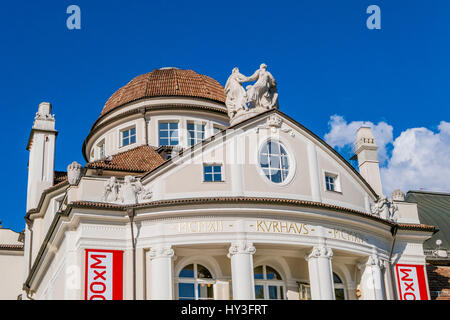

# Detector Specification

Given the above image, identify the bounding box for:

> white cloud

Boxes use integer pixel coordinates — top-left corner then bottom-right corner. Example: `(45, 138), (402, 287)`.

(324, 115), (393, 163)
(324, 116), (450, 195)
(380, 121), (450, 194)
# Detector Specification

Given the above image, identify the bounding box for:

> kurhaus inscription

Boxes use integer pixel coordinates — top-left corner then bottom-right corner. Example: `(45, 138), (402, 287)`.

(255, 220), (311, 235)
(172, 219), (368, 245)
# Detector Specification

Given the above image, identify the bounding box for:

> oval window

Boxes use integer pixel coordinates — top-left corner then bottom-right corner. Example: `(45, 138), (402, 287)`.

(259, 140), (290, 183)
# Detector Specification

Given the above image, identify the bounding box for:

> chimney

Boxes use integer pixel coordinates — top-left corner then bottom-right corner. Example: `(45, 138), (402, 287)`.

(26, 102), (57, 211)
(354, 127), (383, 196)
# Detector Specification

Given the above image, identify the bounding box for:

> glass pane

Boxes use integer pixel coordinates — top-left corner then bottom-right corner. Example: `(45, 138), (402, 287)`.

(255, 285), (264, 299)
(270, 169), (282, 183)
(123, 130), (129, 138)
(178, 283), (195, 300)
(159, 138), (168, 146)
(335, 288), (345, 300)
(204, 166), (212, 173)
(213, 166), (221, 173)
(260, 154), (269, 168)
(130, 135), (136, 144)
(266, 266), (282, 280)
(159, 130), (168, 138)
(198, 283), (214, 299)
(204, 173), (212, 182)
(159, 123), (168, 130)
(169, 122), (178, 129)
(268, 285), (278, 299)
(197, 265), (212, 279)
(130, 128), (136, 135)
(280, 145), (288, 156)
(281, 156), (289, 169)
(333, 273), (342, 283)
(254, 266), (264, 279)
(179, 264), (194, 278)
(213, 174), (222, 181)
(269, 155), (280, 168)
(187, 123), (195, 130)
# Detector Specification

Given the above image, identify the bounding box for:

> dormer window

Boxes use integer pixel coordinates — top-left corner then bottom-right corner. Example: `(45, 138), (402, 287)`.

(121, 127), (136, 147)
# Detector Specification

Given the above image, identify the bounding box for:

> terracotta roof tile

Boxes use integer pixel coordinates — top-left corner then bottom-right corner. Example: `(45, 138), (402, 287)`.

(101, 68), (226, 117)
(85, 145), (165, 173)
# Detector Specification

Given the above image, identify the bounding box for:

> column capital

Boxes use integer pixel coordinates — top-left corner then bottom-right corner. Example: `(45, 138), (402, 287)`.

(227, 241), (256, 258)
(358, 254), (384, 270)
(149, 245), (175, 260)
(305, 245), (333, 261)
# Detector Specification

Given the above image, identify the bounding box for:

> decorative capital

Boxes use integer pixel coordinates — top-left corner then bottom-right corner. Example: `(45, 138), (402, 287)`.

(305, 245), (333, 261)
(227, 241), (256, 258)
(149, 246), (175, 260)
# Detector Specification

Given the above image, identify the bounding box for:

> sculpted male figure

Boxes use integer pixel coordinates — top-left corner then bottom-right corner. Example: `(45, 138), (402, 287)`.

(245, 63), (279, 109)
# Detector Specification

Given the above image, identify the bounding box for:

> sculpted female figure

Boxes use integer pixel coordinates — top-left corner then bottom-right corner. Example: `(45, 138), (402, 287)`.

(224, 67), (248, 118)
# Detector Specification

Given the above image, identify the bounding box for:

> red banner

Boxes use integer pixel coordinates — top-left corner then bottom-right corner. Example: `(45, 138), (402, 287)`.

(395, 264), (429, 300)
(85, 249), (123, 300)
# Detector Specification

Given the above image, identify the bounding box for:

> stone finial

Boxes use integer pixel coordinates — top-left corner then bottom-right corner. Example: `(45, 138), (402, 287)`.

(67, 161), (82, 185)
(391, 189), (405, 201)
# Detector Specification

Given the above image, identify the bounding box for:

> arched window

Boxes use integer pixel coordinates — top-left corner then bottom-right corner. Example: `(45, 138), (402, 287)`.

(177, 263), (214, 300)
(254, 265), (285, 300)
(259, 140), (290, 183)
(333, 272), (346, 300)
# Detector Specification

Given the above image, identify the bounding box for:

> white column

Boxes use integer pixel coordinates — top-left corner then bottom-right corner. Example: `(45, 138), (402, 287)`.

(358, 255), (386, 300)
(149, 245), (175, 300)
(228, 241), (256, 300)
(305, 245), (335, 300)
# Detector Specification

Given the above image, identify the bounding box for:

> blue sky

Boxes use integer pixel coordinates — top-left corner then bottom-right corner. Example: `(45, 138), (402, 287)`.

(1, 0), (449, 231)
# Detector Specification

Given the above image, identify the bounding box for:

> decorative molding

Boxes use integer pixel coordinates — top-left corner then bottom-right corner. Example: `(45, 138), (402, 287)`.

(370, 197), (399, 222)
(255, 115), (295, 137)
(227, 241), (256, 258)
(67, 162), (82, 185)
(102, 176), (152, 204)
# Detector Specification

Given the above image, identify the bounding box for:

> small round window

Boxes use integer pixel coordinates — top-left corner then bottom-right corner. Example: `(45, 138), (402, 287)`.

(259, 140), (290, 183)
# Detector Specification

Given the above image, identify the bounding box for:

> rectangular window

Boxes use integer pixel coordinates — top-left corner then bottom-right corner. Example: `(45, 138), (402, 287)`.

(203, 164), (223, 182)
(213, 126), (222, 135)
(159, 122), (179, 146)
(187, 122), (205, 146)
(325, 173), (341, 192)
(121, 127), (136, 147)
(325, 175), (335, 191)
(98, 141), (105, 159)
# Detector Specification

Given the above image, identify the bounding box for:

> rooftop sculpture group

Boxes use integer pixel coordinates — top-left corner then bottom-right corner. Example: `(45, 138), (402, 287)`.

(225, 64), (279, 123)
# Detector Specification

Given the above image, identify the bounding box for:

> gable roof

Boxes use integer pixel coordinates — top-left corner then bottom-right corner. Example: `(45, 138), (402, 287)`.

(140, 109), (379, 199)
(406, 190), (450, 250)
(85, 145), (166, 173)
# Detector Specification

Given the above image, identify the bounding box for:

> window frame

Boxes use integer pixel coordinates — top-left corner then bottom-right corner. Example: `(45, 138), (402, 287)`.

(187, 121), (206, 146)
(176, 263), (215, 300)
(333, 272), (347, 300)
(158, 121), (180, 146)
(97, 139), (106, 159)
(254, 265), (286, 300)
(323, 171), (342, 193)
(120, 126), (137, 148)
(258, 139), (294, 186)
(203, 163), (224, 182)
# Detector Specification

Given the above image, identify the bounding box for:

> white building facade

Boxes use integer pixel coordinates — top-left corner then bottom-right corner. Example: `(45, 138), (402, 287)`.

(17, 67), (435, 300)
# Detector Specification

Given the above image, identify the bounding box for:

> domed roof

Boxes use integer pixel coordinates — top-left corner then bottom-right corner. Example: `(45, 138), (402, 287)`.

(100, 68), (226, 116)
